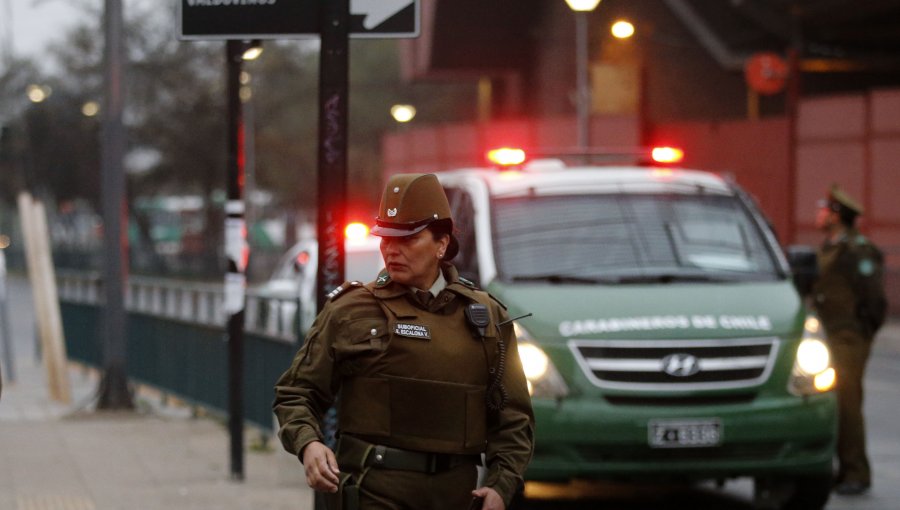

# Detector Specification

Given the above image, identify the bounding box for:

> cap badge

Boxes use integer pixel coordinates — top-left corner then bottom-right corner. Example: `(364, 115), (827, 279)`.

(393, 186), (400, 193)
(387, 208), (397, 217)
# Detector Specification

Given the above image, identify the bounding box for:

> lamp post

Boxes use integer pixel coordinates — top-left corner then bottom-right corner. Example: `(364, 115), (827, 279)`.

(565, 0), (601, 152)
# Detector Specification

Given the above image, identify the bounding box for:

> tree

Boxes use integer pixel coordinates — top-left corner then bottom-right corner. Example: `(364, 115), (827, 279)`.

(2, 4), (479, 277)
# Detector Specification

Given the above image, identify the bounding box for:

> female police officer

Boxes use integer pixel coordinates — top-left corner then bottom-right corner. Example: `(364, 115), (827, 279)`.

(274, 173), (534, 510)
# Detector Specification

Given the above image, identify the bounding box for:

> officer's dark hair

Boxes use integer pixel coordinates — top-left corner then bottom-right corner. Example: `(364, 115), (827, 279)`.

(427, 218), (452, 236)
(426, 219), (458, 260)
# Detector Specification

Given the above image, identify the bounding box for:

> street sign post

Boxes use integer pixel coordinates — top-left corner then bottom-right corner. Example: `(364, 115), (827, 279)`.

(180, 0), (419, 39)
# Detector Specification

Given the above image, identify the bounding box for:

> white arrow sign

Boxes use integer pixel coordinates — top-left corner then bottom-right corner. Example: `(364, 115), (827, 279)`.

(351, 0), (415, 30)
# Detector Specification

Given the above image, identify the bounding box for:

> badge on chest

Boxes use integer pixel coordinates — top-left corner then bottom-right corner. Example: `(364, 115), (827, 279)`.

(394, 323), (432, 340)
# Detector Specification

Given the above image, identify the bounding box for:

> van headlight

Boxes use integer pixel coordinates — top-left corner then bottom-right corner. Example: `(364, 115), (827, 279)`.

(514, 323), (569, 399)
(788, 315), (836, 395)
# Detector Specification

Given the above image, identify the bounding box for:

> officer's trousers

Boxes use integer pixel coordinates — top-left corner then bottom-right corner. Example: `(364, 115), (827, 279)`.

(356, 462), (479, 510)
(828, 329), (873, 485)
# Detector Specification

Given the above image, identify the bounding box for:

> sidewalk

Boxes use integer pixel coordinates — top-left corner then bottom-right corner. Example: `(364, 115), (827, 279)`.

(0, 278), (314, 510)
(0, 361), (314, 510)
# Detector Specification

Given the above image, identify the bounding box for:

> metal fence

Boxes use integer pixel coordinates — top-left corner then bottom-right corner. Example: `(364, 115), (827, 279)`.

(57, 271), (302, 431)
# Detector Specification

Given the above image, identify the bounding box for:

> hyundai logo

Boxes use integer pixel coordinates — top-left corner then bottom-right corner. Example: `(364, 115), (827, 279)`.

(661, 353), (701, 377)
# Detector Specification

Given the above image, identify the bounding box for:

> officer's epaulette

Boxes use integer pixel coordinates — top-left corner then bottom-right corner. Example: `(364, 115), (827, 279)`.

(326, 281), (364, 301)
(487, 291), (507, 310)
(458, 276), (477, 289)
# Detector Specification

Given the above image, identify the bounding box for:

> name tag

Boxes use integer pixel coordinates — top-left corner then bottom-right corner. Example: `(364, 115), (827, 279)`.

(394, 323), (431, 340)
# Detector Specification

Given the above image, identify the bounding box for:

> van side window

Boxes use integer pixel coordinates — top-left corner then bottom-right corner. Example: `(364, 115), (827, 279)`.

(445, 187), (480, 284)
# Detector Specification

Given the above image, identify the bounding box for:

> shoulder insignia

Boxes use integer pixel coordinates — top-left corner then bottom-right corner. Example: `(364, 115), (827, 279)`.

(327, 281), (364, 301)
(375, 270), (391, 288)
(458, 276), (477, 289)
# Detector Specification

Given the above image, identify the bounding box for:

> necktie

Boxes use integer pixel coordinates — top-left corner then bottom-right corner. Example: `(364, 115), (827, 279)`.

(415, 290), (433, 308)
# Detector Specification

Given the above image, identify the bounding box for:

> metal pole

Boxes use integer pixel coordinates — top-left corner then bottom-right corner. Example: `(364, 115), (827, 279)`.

(315, 0), (348, 315)
(0, 249), (15, 383)
(97, 0), (133, 409)
(315, 1), (349, 508)
(224, 39), (247, 481)
(575, 11), (591, 151)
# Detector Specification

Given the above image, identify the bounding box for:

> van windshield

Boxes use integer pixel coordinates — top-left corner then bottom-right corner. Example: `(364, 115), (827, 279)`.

(492, 193), (780, 283)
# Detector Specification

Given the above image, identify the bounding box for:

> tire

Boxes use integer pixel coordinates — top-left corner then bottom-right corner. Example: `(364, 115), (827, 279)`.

(754, 474), (831, 510)
(781, 474), (832, 510)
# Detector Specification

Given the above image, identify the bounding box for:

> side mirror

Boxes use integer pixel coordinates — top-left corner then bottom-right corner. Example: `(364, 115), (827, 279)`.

(786, 245), (817, 297)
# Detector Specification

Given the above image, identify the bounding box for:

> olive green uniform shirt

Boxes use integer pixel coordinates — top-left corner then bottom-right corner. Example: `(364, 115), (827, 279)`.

(812, 227), (886, 337)
(274, 264), (535, 506)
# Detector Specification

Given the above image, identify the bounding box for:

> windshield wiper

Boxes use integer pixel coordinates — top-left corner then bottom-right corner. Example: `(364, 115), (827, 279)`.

(512, 272), (755, 285)
(511, 274), (616, 285)
(615, 273), (734, 284)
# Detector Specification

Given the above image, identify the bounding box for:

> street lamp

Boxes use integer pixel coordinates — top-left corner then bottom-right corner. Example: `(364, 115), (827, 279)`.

(26, 84), (51, 103)
(390, 104), (416, 123)
(565, 0), (601, 151)
(241, 40), (263, 61)
(611, 20), (635, 39)
(82, 101), (100, 117)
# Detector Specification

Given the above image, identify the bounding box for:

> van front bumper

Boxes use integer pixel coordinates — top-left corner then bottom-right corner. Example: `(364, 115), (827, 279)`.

(525, 392), (836, 482)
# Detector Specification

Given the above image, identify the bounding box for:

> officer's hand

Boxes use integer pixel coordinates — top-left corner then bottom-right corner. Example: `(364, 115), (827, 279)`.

(301, 441), (341, 493)
(471, 487), (505, 510)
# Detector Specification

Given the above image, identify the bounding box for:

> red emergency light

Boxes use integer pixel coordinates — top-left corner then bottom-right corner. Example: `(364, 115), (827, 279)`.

(650, 146), (684, 164)
(487, 147), (527, 167)
(344, 222), (370, 242)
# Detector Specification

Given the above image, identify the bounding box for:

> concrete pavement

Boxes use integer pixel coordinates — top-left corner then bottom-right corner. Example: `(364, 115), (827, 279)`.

(1, 365), (317, 510)
(0, 275), (314, 510)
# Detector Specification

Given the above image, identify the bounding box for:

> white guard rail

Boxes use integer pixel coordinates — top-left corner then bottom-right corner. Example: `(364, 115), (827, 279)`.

(56, 271), (301, 342)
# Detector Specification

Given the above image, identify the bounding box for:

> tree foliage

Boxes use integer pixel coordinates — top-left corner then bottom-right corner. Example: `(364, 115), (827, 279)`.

(0, 3), (478, 277)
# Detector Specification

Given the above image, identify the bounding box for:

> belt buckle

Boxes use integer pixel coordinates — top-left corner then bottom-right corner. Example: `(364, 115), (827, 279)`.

(427, 453), (453, 473)
(426, 453), (439, 473)
(372, 445), (387, 467)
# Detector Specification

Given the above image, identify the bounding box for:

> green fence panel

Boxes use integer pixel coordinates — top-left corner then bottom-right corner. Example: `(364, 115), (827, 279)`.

(61, 303), (102, 364)
(60, 302), (299, 431)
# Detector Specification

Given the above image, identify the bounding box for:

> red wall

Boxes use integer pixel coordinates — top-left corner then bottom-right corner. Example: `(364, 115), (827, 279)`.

(650, 118), (792, 243)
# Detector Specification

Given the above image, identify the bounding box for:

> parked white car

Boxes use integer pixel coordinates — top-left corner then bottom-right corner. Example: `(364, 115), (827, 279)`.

(253, 230), (383, 336)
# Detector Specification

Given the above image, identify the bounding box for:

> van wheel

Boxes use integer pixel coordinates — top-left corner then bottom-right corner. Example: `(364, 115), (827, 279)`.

(753, 475), (831, 510)
(780, 475), (831, 510)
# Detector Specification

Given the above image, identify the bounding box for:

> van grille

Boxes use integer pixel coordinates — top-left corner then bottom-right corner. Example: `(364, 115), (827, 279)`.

(568, 338), (779, 391)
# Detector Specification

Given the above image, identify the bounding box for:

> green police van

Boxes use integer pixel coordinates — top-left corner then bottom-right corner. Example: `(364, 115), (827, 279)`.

(435, 148), (837, 509)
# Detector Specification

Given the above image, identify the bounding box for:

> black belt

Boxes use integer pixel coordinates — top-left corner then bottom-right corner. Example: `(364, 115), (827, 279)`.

(341, 435), (481, 474)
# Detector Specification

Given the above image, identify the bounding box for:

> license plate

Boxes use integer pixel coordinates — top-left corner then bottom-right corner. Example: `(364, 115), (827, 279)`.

(648, 419), (722, 448)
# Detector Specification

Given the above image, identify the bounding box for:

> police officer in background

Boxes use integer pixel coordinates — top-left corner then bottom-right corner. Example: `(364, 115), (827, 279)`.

(274, 173), (535, 510)
(812, 184), (887, 496)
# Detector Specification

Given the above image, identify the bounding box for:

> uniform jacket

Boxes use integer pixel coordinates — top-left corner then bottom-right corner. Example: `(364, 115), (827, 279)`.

(274, 263), (535, 506)
(813, 227), (887, 338)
